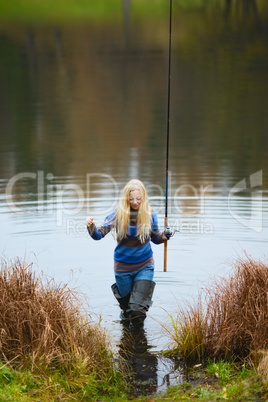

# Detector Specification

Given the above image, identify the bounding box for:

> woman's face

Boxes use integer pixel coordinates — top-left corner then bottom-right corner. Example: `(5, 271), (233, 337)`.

(129, 189), (142, 210)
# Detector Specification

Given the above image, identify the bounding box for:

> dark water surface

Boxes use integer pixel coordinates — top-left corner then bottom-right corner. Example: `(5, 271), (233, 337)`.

(0, 0), (268, 389)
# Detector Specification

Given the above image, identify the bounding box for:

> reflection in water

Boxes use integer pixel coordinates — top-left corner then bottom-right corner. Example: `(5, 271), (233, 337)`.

(1, 1), (268, 181)
(118, 325), (184, 395)
(224, 0), (259, 21)
(118, 326), (158, 396)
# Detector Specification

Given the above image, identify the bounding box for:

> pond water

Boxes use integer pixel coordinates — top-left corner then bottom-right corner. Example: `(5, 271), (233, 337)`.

(0, 0), (268, 392)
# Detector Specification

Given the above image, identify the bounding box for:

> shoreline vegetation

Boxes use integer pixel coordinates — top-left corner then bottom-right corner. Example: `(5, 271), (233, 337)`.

(1, 0), (167, 25)
(0, 0), (267, 25)
(0, 258), (128, 400)
(155, 255), (268, 400)
(0, 256), (267, 400)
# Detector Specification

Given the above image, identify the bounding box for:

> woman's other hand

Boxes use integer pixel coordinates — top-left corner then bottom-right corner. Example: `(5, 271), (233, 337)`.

(86, 217), (94, 226)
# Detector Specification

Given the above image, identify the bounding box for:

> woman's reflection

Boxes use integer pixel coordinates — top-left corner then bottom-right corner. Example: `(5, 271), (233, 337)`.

(118, 326), (158, 396)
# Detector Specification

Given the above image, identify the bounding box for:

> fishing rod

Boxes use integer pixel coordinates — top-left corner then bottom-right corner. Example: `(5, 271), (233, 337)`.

(163, 0), (173, 272)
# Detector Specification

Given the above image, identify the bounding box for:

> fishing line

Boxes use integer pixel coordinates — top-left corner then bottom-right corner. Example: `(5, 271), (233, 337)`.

(164, 0), (173, 272)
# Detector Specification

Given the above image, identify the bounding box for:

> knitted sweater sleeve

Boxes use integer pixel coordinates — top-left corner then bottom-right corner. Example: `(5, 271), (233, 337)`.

(150, 210), (165, 244)
(87, 210), (116, 240)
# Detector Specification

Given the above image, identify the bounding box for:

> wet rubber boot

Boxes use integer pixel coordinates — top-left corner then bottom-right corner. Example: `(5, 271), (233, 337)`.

(111, 283), (131, 323)
(128, 280), (156, 329)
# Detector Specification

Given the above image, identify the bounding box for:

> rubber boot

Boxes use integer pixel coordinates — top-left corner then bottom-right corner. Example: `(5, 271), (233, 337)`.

(111, 283), (131, 323)
(128, 280), (156, 329)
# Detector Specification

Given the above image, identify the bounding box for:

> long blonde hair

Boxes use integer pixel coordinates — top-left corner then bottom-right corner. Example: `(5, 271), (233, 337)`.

(113, 179), (152, 243)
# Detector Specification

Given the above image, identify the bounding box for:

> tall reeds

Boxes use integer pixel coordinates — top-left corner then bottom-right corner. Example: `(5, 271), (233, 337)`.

(205, 256), (268, 359)
(0, 258), (112, 376)
(163, 256), (268, 362)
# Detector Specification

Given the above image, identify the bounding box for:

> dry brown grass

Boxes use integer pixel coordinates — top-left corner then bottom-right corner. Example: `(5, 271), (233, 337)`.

(205, 256), (268, 359)
(164, 256), (268, 362)
(0, 258), (112, 373)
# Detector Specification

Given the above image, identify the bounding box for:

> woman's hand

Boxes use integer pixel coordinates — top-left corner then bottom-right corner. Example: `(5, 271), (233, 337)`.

(161, 231), (169, 241)
(85, 217), (94, 226)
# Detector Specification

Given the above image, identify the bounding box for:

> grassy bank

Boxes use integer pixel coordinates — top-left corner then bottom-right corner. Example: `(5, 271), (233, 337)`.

(0, 362), (129, 401)
(152, 255), (268, 400)
(0, 258), (128, 400)
(138, 357), (268, 400)
(1, 352), (267, 401)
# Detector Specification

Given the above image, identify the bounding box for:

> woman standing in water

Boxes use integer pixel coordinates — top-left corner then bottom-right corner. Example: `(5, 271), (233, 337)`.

(86, 179), (170, 328)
